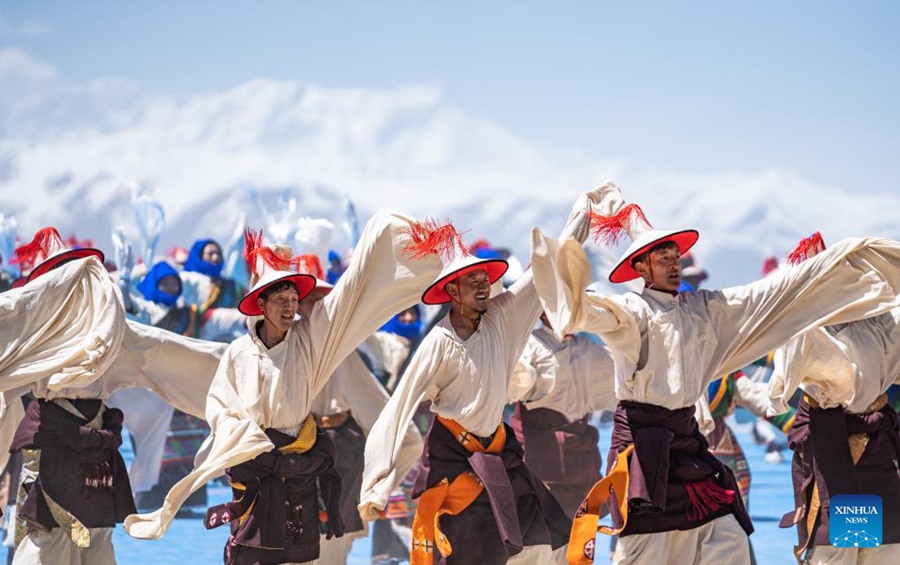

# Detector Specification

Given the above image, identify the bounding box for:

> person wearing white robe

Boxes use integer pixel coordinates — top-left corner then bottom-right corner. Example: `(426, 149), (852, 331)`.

(528, 183), (900, 565)
(508, 316), (616, 520)
(294, 272), (424, 565)
(123, 210), (443, 563)
(768, 237), (900, 565)
(0, 233), (225, 565)
(769, 308), (900, 565)
(360, 187), (605, 565)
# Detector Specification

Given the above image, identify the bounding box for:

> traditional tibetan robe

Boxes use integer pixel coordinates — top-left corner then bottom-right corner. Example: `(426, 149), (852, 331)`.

(312, 351), (423, 565)
(769, 307), (900, 564)
(361, 193), (599, 565)
(123, 211), (442, 563)
(530, 233), (900, 564)
(706, 370), (796, 505)
(0, 257), (226, 564)
(508, 327), (616, 517)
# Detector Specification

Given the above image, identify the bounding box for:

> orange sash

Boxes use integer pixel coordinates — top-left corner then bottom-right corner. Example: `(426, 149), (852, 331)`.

(566, 444), (635, 565)
(409, 417), (505, 565)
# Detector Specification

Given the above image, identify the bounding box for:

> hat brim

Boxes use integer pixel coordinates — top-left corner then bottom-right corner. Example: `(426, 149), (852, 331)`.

(239, 273), (317, 316)
(609, 230), (699, 283)
(28, 249), (105, 282)
(422, 259), (508, 305)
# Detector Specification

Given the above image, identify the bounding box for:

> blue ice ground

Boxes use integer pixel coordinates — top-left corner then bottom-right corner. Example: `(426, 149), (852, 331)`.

(7, 416), (798, 564)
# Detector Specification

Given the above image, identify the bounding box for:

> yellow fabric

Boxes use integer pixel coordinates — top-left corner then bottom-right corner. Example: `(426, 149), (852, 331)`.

(566, 444), (635, 565)
(409, 417), (504, 565)
(276, 414), (317, 454)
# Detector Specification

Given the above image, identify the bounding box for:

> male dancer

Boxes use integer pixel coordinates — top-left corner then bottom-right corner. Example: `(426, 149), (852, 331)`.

(529, 184), (900, 564)
(360, 187), (606, 564)
(768, 233), (900, 565)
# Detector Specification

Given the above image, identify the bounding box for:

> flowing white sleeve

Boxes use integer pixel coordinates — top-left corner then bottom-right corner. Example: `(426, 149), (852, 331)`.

(732, 373), (771, 419)
(124, 345), (273, 540)
(493, 185), (614, 353)
(0, 257), (125, 393)
(341, 352), (424, 489)
(531, 230), (641, 362)
(304, 210), (442, 398)
(101, 321), (227, 419)
(705, 237), (900, 378)
(359, 335), (442, 521)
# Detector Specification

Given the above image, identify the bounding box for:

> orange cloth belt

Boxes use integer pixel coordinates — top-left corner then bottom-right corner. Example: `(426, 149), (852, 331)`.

(409, 417), (505, 565)
(566, 444), (635, 565)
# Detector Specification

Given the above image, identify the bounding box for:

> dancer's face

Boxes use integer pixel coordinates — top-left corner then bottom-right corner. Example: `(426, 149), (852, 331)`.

(446, 269), (491, 315)
(635, 244), (682, 292)
(257, 287), (299, 333)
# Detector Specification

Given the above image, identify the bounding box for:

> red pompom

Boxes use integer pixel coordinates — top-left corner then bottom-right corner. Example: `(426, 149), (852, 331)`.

(786, 232), (826, 265)
(244, 228), (292, 278)
(402, 218), (466, 262)
(588, 203), (652, 247)
(12, 227), (63, 265)
(293, 254), (325, 279)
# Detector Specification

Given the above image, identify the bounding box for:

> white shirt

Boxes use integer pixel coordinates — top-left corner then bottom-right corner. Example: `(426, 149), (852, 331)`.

(310, 351), (423, 491)
(769, 306), (900, 415)
(125, 209), (442, 540)
(530, 233), (900, 411)
(509, 326), (617, 421)
(360, 187), (602, 518)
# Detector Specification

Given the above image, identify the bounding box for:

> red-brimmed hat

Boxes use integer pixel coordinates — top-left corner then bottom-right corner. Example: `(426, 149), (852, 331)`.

(402, 218), (508, 305)
(587, 184), (699, 283)
(14, 227), (105, 283)
(238, 229), (316, 316)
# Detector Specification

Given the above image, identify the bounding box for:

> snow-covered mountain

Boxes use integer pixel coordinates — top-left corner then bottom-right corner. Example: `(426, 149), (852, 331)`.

(1, 47), (897, 288)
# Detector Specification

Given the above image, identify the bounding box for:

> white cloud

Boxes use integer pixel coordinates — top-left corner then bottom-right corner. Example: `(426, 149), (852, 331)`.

(0, 48), (896, 287)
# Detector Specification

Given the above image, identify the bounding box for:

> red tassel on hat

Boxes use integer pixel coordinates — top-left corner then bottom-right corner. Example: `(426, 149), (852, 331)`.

(786, 232), (826, 265)
(12, 227), (63, 265)
(588, 203), (652, 247)
(243, 228), (292, 279)
(402, 218), (466, 262)
(293, 254), (325, 279)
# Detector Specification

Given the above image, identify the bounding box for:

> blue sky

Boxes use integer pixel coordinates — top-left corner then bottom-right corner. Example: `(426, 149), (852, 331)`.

(3, 0), (899, 196)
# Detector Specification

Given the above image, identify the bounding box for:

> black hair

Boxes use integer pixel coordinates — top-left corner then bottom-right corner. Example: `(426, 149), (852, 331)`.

(630, 240), (680, 268)
(259, 280), (299, 300)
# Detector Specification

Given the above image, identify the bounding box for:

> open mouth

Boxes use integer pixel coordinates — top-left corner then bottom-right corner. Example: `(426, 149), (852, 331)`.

(475, 292), (488, 300)
(280, 313), (294, 322)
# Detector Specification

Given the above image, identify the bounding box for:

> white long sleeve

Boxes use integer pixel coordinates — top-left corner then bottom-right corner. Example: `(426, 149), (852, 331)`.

(532, 233), (900, 410)
(768, 307), (900, 415)
(509, 328), (617, 419)
(359, 187), (604, 519)
(125, 209), (442, 540)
